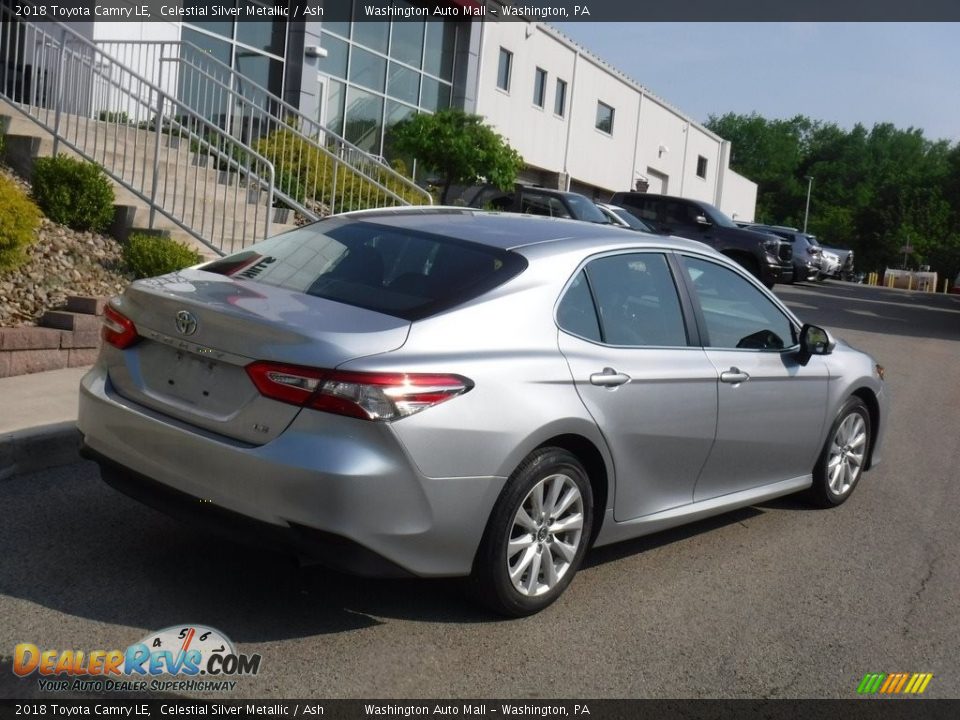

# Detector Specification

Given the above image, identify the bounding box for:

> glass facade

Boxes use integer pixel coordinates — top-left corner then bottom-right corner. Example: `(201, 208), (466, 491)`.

(315, 2), (460, 159)
(180, 0), (291, 126)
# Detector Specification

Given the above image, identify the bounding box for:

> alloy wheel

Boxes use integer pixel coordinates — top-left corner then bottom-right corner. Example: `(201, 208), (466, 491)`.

(827, 413), (867, 495)
(506, 472), (584, 597)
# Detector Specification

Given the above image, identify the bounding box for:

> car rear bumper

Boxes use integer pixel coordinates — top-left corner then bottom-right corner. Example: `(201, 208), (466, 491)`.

(78, 366), (506, 577)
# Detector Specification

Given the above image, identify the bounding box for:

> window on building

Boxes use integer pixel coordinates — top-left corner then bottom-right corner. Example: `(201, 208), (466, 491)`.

(497, 48), (513, 92)
(311, 16), (458, 160)
(533, 67), (547, 108)
(596, 101), (615, 134)
(554, 78), (567, 117)
(697, 155), (709, 179)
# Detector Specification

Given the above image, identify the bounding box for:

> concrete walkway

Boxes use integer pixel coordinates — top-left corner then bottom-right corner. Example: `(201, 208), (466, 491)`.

(0, 365), (88, 434)
(0, 365), (90, 479)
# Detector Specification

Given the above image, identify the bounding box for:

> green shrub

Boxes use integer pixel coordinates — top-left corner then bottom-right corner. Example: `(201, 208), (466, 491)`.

(31, 155), (115, 232)
(97, 110), (130, 124)
(123, 233), (201, 279)
(0, 174), (42, 272)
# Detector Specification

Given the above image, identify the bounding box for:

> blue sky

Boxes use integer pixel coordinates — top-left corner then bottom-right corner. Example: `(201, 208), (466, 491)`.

(551, 23), (960, 143)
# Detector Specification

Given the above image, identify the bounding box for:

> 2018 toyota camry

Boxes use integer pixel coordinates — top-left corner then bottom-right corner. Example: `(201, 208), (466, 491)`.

(78, 208), (887, 616)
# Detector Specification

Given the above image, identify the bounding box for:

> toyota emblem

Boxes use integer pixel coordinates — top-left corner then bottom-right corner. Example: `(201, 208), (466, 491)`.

(175, 310), (198, 336)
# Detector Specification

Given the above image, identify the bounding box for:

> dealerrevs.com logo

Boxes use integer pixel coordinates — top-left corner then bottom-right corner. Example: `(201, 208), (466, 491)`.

(13, 625), (261, 693)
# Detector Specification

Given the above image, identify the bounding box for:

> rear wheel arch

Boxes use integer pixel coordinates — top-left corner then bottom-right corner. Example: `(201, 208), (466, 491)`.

(534, 433), (609, 546)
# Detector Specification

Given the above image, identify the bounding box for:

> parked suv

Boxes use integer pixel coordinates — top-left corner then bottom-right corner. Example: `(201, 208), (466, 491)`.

(609, 193), (793, 287)
(456, 184), (611, 225)
(746, 224), (823, 283)
(819, 245), (855, 280)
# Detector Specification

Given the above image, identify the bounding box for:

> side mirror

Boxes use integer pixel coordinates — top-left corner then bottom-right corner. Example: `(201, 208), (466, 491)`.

(797, 323), (835, 365)
(695, 214), (712, 227)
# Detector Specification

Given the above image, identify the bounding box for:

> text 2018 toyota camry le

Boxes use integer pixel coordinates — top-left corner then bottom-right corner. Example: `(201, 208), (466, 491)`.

(78, 208), (887, 616)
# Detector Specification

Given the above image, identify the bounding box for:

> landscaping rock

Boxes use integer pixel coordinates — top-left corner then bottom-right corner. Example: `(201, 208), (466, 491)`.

(0, 166), (131, 328)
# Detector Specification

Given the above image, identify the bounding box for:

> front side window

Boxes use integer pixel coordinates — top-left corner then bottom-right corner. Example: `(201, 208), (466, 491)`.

(683, 257), (796, 350)
(583, 253), (687, 347)
(497, 47), (513, 91)
(533, 67), (547, 108)
(596, 101), (614, 134)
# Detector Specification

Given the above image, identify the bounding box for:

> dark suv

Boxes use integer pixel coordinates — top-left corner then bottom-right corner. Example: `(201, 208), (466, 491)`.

(746, 224), (823, 283)
(608, 192), (793, 287)
(457, 184), (611, 224)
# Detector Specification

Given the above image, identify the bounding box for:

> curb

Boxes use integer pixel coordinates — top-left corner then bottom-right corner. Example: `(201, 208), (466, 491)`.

(0, 421), (84, 480)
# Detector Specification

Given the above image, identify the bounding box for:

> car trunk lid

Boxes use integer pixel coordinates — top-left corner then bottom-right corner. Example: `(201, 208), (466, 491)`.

(105, 270), (410, 444)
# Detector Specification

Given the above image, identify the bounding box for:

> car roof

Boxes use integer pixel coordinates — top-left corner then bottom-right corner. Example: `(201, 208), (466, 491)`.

(340, 206), (710, 254)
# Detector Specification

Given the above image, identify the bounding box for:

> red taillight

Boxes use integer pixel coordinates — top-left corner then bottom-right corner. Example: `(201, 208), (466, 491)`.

(245, 361), (472, 422)
(102, 305), (139, 349)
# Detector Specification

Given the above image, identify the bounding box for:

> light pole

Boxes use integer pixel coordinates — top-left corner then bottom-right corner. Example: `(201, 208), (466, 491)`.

(803, 175), (814, 233)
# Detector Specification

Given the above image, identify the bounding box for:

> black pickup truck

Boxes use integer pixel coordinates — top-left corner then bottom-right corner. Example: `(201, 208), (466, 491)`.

(609, 192), (793, 287)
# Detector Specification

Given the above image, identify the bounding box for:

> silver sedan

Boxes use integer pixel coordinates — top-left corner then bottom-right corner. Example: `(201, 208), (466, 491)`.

(79, 208), (887, 616)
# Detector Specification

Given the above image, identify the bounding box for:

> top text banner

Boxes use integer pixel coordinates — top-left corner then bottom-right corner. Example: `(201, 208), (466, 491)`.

(6, 0), (960, 22)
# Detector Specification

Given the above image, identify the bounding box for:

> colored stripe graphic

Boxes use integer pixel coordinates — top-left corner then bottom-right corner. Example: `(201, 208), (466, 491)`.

(858, 672), (933, 694)
(857, 674), (886, 694)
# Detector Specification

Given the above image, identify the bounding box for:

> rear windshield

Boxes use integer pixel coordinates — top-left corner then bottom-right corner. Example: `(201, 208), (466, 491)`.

(564, 194), (609, 224)
(201, 219), (527, 321)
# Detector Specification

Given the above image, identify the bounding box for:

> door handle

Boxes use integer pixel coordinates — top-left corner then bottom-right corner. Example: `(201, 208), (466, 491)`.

(590, 367), (631, 387)
(720, 367), (750, 384)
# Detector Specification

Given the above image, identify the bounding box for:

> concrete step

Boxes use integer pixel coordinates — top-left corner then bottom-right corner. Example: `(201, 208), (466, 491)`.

(2, 101), (301, 258)
(40, 310), (102, 333)
(64, 296), (107, 316)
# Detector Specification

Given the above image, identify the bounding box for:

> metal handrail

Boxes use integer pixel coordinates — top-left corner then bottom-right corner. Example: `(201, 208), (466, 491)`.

(0, 10), (278, 255)
(93, 37), (433, 218)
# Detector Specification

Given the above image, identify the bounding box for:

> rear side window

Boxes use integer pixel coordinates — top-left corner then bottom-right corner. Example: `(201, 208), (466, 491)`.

(201, 219), (527, 321)
(585, 253), (687, 347)
(557, 253), (688, 348)
(520, 192), (571, 218)
(556, 271), (601, 342)
(619, 197), (660, 223)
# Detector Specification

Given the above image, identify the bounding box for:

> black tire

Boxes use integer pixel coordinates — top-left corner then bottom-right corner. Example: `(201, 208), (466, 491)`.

(471, 447), (593, 617)
(809, 396), (871, 507)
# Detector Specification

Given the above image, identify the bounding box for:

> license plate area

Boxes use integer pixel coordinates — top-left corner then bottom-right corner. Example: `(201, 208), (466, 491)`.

(138, 342), (255, 417)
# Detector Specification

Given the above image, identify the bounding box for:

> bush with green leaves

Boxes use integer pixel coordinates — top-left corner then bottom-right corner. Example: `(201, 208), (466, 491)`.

(0, 173), (42, 272)
(31, 155), (115, 232)
(123, 233), (202, 279)
(256, 129), (427, 214)
(97, 110), (130, 124)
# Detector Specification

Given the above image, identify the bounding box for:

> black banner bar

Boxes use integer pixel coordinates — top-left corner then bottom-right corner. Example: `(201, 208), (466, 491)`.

(4, 0), (960, 22)
(2, 700), (960, 720)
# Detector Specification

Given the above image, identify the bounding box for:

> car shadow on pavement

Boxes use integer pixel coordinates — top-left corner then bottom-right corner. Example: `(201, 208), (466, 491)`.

(0, 461), (495, 642)
(582, 506), (764, 569)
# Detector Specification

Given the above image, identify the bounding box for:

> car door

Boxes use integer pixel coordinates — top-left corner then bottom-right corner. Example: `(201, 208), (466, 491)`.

(679, 255), (830, 501)
(556, 252), (718, 521)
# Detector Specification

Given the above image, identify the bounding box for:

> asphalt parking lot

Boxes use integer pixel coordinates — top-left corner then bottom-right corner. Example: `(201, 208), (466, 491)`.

(1, 280), (958, 699)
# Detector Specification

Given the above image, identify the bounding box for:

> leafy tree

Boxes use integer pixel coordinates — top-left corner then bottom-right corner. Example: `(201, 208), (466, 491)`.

(706, 112), (960, 280)
(388, 110), (525, 204)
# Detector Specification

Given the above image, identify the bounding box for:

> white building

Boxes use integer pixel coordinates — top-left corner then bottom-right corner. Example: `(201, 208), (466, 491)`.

(2, 1), (756, 219)
(472, 21), (756, 219)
